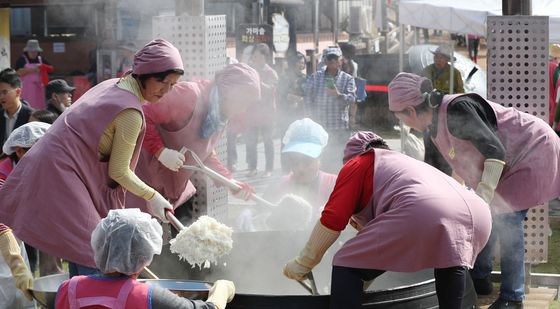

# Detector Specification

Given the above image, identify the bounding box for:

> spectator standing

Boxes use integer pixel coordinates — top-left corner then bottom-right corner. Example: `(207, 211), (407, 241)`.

(15, 40), (54, 109)
(304, 47), (356, 173)
(246, 43), (279, 177)
(467, 34), (481, 63)
(45, 79), (75, 116)
(0, 69), (34, 146)
(422, 45), (464, 94)
(277, 52), (308, 172)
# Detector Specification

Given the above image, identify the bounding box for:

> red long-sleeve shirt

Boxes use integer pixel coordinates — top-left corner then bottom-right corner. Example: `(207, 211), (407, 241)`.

(321, 151), (374, 231)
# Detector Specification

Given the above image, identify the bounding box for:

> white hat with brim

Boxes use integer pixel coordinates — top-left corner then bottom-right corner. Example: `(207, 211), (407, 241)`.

(430, 45), (456, 61)
(23, 39), (43, 52)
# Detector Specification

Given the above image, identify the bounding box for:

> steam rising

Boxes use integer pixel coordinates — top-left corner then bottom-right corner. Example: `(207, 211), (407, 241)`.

(169, 215), (233, 268)
(268, 194), (313, 230)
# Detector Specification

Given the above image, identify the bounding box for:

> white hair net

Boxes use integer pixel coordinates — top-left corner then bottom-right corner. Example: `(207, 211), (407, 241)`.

(2, 122), (50, 155)
(91, 208), (163, 275)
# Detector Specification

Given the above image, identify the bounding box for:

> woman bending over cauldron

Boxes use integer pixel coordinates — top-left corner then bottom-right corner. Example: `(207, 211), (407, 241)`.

(283, 131), (492, 309)
(55, 208), (234, 309)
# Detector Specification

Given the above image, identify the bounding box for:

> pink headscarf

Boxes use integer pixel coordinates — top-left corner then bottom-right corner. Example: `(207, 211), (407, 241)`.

(343, 131), (385, 163)
(215, 63), (261, 102)
(388, 72), (432, 112)
(132, 38), (184, 75)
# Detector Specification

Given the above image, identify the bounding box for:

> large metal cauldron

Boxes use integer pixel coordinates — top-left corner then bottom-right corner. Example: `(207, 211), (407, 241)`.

(150, 229), (478, 308)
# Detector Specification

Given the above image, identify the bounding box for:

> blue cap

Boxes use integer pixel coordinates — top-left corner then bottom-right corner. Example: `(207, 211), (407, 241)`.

(282, 118), (328, 159)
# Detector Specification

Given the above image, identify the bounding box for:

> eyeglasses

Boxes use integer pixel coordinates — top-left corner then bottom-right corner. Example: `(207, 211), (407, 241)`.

(0, 89), (16, 97)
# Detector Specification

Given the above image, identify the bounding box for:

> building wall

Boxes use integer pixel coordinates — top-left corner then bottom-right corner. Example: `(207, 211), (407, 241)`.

(10, 40), (96, 78)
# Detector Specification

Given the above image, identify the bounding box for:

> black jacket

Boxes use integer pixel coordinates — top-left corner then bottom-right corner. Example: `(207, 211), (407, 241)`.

(0, 100), (34, 145)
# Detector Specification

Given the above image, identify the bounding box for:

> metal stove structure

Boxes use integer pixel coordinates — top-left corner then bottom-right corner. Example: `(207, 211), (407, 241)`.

(487, 15), (549, 265)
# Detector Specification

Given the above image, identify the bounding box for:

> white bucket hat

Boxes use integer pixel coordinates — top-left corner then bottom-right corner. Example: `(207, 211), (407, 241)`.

(23, 39), (43, 52)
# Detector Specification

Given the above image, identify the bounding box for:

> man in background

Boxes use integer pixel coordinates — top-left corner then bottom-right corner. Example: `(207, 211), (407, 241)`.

(422, 45), (464, 94)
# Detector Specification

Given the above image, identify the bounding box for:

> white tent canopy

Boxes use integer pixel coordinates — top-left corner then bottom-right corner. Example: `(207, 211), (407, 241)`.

(399, 0), (560, 43)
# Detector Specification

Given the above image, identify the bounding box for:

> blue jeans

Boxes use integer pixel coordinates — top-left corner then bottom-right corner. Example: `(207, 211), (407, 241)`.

(68, 262), (100, 278)
(471, 209), (528, 301)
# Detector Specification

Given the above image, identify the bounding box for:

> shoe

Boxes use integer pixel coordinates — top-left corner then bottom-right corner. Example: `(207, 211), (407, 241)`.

(488, 298), (523, 309)
(247, 169), (258, 176)
(472, 275), (493, 295)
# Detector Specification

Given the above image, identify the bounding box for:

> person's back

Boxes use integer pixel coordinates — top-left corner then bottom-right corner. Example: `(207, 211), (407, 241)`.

(56, 275), (150, 309)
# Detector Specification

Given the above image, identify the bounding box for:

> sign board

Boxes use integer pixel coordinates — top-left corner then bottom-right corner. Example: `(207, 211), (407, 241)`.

(272, 14), (290, 53)
(235, 24), (273, 63)
(53, 42), (65, 53)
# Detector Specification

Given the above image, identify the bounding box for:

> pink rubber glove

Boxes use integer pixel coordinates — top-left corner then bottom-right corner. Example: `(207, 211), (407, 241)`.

(230, 180), (255, 201)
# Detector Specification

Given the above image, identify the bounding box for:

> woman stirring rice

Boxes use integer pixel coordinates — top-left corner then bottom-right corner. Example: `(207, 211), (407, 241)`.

(128, 63), (262, 220)
(283, 131), (492, 309)
(0, 39), (183, 277)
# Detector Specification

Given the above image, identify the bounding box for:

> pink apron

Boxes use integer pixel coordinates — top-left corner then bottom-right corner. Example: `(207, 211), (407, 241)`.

(20, 55), (45, 109)
(0, 78), (145, 267)
(0, 158), (13, 181)
(265, 171), (337, 214)
(127, 82), (223, 211)
(333, 149), (491, 272)
(56, 276), (149, 309)
(432, 94), (560, 213)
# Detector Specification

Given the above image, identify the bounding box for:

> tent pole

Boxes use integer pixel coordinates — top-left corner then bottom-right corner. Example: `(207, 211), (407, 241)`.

(449, 40), (456, 94)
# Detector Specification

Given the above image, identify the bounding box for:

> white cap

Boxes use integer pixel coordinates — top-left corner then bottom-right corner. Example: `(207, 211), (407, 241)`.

(2, 122), (50, 155)
(282, 118), (328, 159)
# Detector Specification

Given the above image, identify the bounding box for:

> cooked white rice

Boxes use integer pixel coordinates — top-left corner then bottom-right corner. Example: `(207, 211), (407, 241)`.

(169, 215), (233, 268)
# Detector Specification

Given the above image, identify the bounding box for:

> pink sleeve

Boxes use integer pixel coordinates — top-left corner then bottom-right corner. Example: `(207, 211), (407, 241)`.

(204, 151), (232, 179)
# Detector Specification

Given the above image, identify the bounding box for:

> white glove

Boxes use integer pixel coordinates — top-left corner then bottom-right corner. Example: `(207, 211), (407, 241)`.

(158, 148), (185, 172)
(206, 280), (235, 309)
(475, 159), (505, 205)
(147, 191), (173, 222)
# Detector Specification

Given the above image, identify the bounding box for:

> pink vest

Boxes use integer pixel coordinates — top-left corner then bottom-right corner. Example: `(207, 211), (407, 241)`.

(0, 158), (13, 180)
(0, 78), (145, 267)
(21, 55), (45, 109)
(265, 171), (337, 214)
(127, 82), (222, 210)
(432, 94), (560, 213)
(333, 149), (491, 272)
(56, 276), (149, 309)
